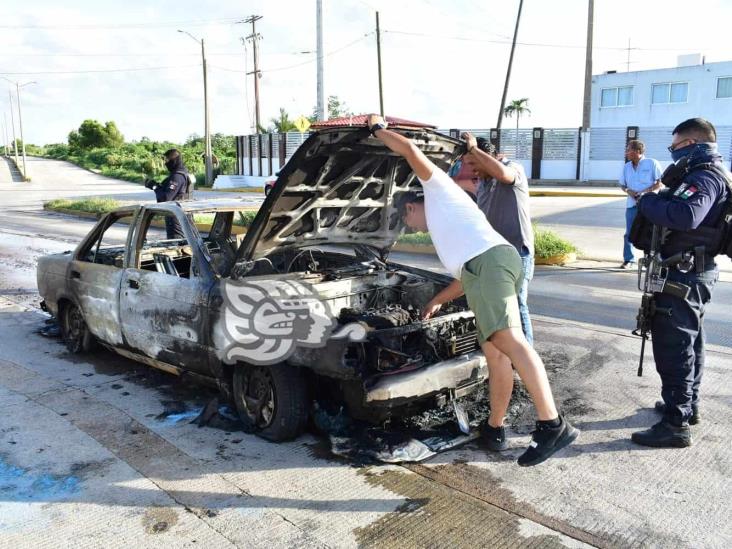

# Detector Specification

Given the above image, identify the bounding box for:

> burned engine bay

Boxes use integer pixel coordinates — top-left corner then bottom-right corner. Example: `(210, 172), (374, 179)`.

(232, 247), (480, 378)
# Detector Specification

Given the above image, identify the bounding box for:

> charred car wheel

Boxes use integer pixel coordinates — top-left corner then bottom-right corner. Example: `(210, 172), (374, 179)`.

(233, 364), (308, 441)
(61, 303), (94, 354)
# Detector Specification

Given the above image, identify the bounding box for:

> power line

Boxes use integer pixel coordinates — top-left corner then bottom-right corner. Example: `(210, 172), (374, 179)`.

(0, 48), (342, 58)
(0, 33), (372, 78)
(383, 29), (726, 53)
(0, 64), (200, 75)
(211, 33), (372, 75)
(0, 17), (244, 30)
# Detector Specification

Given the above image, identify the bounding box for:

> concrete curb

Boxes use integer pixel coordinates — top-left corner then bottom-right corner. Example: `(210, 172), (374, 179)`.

(529, 190), (624, 198)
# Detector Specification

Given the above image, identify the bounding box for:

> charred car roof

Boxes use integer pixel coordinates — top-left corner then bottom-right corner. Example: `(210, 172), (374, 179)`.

(237, 126), (463, 261)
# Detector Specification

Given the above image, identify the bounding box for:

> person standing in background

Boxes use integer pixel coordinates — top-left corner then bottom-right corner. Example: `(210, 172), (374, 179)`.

(619, 140), (663, 269)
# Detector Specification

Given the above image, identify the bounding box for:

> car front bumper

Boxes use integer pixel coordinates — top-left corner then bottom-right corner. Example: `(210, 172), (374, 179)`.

(363, 350), (487, 407)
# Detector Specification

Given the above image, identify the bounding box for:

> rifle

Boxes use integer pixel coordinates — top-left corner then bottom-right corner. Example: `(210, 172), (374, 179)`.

(633, 224), (690, 376)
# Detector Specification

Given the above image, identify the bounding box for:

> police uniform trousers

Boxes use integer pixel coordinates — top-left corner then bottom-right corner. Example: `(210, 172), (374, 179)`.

(651, 261), (718, 425)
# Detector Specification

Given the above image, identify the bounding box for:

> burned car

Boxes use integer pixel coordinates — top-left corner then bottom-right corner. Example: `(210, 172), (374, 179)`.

(37, 126), (487, 441)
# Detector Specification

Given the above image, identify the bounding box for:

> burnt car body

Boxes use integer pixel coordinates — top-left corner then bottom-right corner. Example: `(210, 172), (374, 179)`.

(37, 126), (486, 441)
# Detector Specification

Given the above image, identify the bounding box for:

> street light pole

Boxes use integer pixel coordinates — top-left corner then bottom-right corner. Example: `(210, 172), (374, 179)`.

(16, 82), (28, 181)
(3, 78), (35, 180)
(201, 39), (213, 188)
(375, 11), (384, 116)
(2, 113), (9, 157)
(7, 90), (19, 167)
(316, 0), (325, 121)
(178, 30), (213, 187)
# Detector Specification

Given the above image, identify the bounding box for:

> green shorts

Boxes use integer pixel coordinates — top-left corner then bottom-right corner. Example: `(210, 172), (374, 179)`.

(461, 245), (523, 343)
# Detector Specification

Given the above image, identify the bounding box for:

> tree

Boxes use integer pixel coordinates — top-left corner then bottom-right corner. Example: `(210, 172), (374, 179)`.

(503, 98), (531, 155)
(308, 95), (353, 122)
(269, 108), (297, 133)
(67, 119), (125, 151)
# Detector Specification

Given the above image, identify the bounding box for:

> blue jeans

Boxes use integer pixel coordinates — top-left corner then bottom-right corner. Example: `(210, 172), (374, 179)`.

(518, 248), (534, 345)
(623, 206), (637, 262)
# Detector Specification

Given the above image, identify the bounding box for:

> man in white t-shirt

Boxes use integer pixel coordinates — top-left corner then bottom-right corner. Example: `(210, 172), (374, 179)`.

(368, 114), (578, 466)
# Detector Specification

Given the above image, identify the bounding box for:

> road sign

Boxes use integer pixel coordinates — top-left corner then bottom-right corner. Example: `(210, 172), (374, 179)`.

(294, 116), (311, 133)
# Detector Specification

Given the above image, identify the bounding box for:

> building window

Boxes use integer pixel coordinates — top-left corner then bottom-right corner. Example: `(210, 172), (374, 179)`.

(652, 82), (688, 104)
(717, 77), (732, 99)
(600, 86), (633, 107)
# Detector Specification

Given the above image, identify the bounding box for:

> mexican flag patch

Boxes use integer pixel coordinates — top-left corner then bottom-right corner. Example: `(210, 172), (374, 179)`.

(673, 183), (698, 200)
(680, 185), (698, 199)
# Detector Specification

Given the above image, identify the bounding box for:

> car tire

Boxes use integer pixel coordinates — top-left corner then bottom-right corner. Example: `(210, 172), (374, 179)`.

(232, 363), (308, 441)
(61, 303), (95, 354)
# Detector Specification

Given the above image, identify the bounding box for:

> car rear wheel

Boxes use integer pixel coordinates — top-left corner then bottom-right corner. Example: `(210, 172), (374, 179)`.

(61, 303), (94, 354)
(232, 363), (308, 441)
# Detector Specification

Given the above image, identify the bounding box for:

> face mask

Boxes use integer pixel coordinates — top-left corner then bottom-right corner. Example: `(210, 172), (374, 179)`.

(165, 159), (177, 171)
(671, 143), (695, 162)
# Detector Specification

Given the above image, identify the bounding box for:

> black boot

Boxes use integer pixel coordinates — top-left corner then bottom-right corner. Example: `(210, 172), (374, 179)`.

(631, 420), (692, 448)
(654, 401), (700, 425)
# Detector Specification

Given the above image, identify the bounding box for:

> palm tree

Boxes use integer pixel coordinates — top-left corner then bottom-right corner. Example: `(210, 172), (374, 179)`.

(270, 108), (297, 133)
(503, 98), (531, 156)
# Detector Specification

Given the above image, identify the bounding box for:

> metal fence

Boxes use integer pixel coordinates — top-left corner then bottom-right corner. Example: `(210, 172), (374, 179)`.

(234, 126), (732, 181)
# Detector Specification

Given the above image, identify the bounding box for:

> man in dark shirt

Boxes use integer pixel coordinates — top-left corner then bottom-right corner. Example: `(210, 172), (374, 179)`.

(632, 118), (730, 448)
(458, 133), (535, 345)
(144, 149), (191, 239)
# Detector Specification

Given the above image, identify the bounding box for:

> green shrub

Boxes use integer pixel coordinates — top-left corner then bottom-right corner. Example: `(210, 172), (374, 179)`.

(234, 210), (258, 227)
(533, 226), (578, 258)
(396, 226), (578, 259)
(397, 232), (433, 245)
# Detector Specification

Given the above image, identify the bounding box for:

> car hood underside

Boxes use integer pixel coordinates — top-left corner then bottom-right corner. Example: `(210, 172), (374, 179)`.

(237, 126), (463, 261)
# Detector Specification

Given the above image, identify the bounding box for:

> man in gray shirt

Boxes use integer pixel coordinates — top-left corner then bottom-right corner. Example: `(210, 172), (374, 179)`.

(455, 132), (535, 344)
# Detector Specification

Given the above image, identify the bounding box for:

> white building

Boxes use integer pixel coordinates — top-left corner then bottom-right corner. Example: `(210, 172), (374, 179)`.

(591, 56), (732, 129)
(582, 56), (732, 180)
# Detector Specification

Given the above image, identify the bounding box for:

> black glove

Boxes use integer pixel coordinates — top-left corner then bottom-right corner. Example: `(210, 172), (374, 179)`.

(144, 179), (156, 190)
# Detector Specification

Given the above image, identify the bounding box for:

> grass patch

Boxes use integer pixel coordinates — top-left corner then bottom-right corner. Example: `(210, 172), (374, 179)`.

(191, 210), (256, 227)
(396, 226), (578, 259)
(534, 226), (578, 259)
(45, 197), (121, 215)
(46, 198), (259, 229)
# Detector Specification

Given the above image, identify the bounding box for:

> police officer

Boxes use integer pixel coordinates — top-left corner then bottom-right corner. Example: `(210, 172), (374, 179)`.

(632, 118), (729, 448)
(145, 148), (191, 239)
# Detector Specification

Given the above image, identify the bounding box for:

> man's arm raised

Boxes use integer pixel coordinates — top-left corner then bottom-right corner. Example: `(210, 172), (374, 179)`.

(367, 114), (434, 181)
(462, 131), (515, 184)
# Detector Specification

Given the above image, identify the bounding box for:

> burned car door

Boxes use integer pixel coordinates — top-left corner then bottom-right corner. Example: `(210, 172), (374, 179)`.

(69, 209), (138, 347)
(118, 207), (212, 374)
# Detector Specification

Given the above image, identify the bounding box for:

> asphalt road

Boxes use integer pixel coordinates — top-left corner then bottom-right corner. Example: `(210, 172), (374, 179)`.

(1, 156), (730, 547)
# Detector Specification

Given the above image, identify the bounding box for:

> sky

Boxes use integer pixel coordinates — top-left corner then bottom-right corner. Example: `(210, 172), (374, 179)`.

(3, 0), (732, 146)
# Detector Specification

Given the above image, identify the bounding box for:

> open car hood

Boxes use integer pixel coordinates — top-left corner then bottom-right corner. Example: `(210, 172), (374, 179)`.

(236, 126), (463, 261)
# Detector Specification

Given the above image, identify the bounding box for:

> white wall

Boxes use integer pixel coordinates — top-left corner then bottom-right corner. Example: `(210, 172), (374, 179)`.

(540, 160), (576, 179)
(591, 61), (732, 129)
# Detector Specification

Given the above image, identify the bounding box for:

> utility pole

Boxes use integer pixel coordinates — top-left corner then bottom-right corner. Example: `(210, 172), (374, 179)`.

(2, 113), (9, 157)
(626, 38), (632, 72)
(375, 11), (384, 116)
(316, 0), (325, 120)
(178, 30), (213, 187)
(15, 81), (34, 181)
(244, 15), (263, 133)
(497, 0), (523, 129)
(581, 0), (594, 130)
(7, 91), (19, 167)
